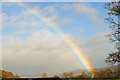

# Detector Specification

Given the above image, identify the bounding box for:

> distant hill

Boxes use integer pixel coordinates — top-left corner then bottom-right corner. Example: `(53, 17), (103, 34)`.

(68, 64), (119, 76)
(0, 65), (119, 78)
(100, 64), (119, 70)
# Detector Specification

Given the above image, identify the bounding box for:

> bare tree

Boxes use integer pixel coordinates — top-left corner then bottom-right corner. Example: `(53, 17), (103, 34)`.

(105, 1), (120, 78)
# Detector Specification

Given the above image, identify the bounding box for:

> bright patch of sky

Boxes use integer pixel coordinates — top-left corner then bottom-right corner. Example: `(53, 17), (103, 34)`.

(2, 2), (108, 40)
(2, 0), (113, 2)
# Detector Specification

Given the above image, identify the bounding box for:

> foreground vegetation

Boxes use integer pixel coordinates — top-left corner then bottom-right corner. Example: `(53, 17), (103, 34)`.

(1, 78), (120, 80)
(0, 67), (120, 79)
(0, 70), (20, 79)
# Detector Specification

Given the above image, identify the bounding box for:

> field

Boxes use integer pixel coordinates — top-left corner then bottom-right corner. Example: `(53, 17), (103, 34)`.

(1, 78), (120, 80)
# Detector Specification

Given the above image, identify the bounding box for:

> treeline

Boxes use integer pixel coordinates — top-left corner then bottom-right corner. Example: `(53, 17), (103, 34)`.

(1, 68), (119, 79)
(39, 68), (119, 79)
(60, 68), (119, 79)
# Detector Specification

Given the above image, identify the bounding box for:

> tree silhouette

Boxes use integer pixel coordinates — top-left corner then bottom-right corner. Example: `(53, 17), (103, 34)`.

(41, 72), (47, 78)
(105, 0), (120, 64)
(105, 1), (120, 78)
(104, 69), (113, 78)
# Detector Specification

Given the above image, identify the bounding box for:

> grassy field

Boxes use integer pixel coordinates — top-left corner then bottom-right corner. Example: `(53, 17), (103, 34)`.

(1, 78), (120, 80)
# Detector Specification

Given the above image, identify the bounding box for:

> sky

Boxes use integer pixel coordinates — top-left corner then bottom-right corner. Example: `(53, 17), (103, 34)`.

(1, 1), (115, 77)
(2, 0), (113, 2)
(0, 2), (2, 71)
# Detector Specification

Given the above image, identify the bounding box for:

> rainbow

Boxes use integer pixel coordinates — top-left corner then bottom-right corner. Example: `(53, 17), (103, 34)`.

(15, 2), (94, 78)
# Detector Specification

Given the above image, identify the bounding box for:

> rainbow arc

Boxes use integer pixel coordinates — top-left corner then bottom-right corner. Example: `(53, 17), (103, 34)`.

(15, 2), (94, 78)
